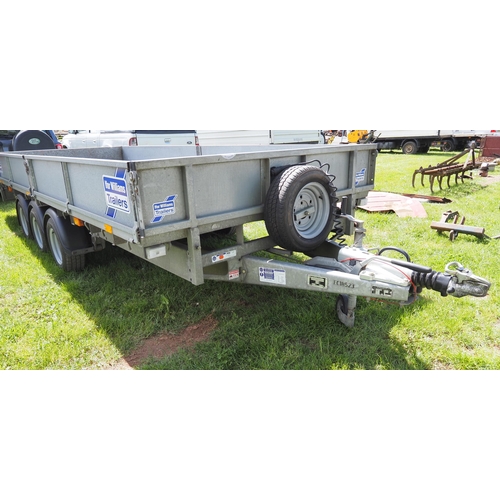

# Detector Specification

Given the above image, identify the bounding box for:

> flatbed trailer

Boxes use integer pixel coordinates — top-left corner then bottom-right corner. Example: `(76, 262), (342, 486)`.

(0, 144), (490, 326)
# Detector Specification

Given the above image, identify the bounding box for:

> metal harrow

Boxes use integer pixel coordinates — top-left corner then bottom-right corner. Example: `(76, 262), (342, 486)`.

(412, 149), (477, 193)
(431, 210), (486, 241)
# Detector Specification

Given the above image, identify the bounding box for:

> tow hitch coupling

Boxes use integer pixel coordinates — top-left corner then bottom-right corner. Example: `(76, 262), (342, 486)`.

(443, 262), (491, 298)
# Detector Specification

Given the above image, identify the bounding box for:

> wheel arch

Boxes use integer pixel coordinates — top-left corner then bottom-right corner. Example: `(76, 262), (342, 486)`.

(43, 208), (92, 253)
(15, 194), (32, 238)
(15, 193), (30, 214)
(28, 200), (49, 224)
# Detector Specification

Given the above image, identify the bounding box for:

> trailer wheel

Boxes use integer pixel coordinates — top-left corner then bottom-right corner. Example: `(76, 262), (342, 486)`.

(265, 165), (336, 252)
(16, 196), (32, 239)
(402, 141), (419, 155)
(29, 202), (48, 252)
(336, 294), (349, 316)
(46, 216), (85, 272)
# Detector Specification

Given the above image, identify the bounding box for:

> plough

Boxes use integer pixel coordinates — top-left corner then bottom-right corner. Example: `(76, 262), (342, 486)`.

(412, 148), (477, 193)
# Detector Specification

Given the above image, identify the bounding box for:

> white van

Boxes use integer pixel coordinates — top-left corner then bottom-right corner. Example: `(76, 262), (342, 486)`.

(196, 130), (325, 146)
(62, 130), (198, 148)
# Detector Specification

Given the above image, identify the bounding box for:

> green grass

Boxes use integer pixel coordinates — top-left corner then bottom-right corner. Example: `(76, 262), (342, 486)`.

(1, 149), (500, 370)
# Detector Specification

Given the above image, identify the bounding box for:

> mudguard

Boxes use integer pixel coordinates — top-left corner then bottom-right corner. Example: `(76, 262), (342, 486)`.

(15, 194), (30, 223)
(29, 201), (48, 223)
(44, 208), (92, 254)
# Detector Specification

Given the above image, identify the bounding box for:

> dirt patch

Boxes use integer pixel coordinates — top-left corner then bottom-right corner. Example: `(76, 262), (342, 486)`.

(477, 171), (500, 186)
(432, 360), (455, 370)
(108, 315), (218, 370)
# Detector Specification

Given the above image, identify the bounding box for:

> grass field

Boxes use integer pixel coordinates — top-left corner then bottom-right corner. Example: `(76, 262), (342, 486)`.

(1, 149), (499, 370)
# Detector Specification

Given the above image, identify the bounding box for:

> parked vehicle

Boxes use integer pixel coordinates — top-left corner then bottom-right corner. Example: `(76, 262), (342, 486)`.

(0, 130), (61, 151)
(0, 143), (490, 326)
(0, 130), (61, 201)
(358, 130), (453, 154)
(196, 130), (325, 146)
(355, 130), (498, 154)
(444, 130), (498, 152)
(45, 130), (63, 149)
(62, 130), (198, 149)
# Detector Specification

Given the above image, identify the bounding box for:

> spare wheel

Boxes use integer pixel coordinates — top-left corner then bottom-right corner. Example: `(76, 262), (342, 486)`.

(12, 130), (55, 151)
(264, 165), (336, 252)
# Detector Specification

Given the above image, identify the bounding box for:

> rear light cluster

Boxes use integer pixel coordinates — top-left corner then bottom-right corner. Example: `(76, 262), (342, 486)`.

(129, 137), (138, 146)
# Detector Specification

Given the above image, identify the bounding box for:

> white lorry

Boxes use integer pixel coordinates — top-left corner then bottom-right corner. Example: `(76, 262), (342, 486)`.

(196, 130), (325, 146)
(62, 130), (199, 149)
(360, 130), (494, 154)
(447, 130), (498, 152)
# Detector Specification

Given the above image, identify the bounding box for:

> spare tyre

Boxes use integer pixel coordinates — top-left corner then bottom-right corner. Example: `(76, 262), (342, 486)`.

(12, 130), (55, 151)
(264, 165), (336, 252)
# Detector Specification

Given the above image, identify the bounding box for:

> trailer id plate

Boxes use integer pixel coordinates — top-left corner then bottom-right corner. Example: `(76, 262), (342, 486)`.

(103, 175), (130, 215)
(259, 267), (286, 285)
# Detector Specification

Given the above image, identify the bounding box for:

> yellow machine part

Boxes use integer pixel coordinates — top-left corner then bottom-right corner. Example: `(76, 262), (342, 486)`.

(347, 130), (368, 143)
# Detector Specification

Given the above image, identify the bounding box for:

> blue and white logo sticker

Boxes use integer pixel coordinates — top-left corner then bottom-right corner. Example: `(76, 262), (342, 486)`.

(355, 168), (367, 186)
(103, 169), (130, 218)
(151, 195), (177, 223)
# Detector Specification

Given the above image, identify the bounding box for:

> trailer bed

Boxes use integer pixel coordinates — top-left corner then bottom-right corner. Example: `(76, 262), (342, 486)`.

(0, 143), (376, 284)
(1, 143), (375, 239)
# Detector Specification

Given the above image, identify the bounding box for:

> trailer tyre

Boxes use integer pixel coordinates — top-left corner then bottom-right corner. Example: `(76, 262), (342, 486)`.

(265, 165), (336, 252)
(46, 217), (86, 272)
(16, 196), (32, 239)
(336, 294), (349, 315)
(29, 202), (48, 252)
